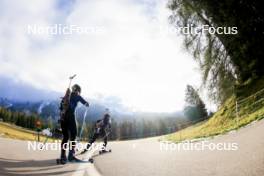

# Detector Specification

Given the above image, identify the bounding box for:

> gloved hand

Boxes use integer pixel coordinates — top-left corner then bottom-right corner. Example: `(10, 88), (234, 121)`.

(85, 102), (89, 107)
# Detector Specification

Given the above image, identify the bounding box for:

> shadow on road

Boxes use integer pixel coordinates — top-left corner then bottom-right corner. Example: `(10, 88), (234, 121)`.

(0, 157), (78, 176)
(91, 151), (111, 159)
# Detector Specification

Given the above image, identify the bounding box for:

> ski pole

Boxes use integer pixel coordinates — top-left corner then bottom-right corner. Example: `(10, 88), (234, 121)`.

(40, 128), (54, 150)
(79, 107), (89, 141)
(68, 74), (77, 88)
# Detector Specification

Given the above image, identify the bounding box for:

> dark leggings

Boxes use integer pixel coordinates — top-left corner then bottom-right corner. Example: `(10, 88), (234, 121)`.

(60, 110), (77, 157)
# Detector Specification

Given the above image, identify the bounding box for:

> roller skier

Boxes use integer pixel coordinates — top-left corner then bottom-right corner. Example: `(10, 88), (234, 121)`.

(80, 108), (112, 155)
(58, 82), (89, 164)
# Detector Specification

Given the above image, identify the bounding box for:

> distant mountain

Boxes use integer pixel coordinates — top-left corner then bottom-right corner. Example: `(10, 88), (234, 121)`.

(0, 97), (184, 123)
(0, 76), (183, 122)
(0, 97), (58, 118)
(0, 76), (59, 102)
(0, 75), (133, 121)
(0, 97), (136, 122)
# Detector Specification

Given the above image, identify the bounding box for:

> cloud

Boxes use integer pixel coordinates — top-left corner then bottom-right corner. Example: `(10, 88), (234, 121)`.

(0, 75), (59, 102)
(0, 0), (208, 112)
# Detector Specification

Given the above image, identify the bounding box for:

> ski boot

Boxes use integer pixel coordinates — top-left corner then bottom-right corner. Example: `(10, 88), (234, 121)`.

(68, 156), (83, 163)
(56, 157), (67, 164)
(56, 152), (67, 165)
(68, 150), (82, 162)
(80, 143), (91, 155)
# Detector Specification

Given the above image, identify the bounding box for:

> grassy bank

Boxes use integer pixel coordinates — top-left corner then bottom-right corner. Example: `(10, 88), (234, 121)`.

(165, 78), (264, 143)
(0, 122), (53, 142)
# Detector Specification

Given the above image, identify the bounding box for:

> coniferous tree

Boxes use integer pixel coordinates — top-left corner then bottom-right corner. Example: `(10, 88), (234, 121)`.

(168, 0), (264, 104)
(184, 85), (208, 121)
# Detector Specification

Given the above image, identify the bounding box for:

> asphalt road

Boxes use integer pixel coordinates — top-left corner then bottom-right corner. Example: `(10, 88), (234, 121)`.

(0, 119), (264, 176)
(0, 137), (99, 176)
(94, 119), (264, 176)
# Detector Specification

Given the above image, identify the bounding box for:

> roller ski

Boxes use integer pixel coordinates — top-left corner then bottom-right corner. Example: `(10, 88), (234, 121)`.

(69, 150), (94, 163)
(56, 156), (94, 164)
(99, 148), (112, 155)
(75, 145), (92, 156)
(77, 148), (89, 156)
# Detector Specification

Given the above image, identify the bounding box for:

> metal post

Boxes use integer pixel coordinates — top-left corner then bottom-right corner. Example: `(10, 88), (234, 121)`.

(178, 124), (182, 142)
(236, 100), (239, 126)
(37, 130), (40, 142)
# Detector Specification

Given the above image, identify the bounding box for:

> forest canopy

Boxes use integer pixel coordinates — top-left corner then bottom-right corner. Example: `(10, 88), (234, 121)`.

(168, 0), (264, 105)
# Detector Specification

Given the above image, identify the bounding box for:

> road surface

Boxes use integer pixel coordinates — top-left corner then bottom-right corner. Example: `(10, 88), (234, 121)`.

(0, 119), (264, 176)
(94, 119), (264, 176)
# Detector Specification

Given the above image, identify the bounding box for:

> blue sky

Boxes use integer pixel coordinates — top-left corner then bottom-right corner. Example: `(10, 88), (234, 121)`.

(56, 0), (76, 15)
(0, 0), (215, 112)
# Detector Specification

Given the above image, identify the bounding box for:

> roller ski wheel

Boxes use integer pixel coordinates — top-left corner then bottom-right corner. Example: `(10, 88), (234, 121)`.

(69, 156), (94, 164)
(79, 157), (94, 163)
(88, 158), (94, 163)
(99, 149), (112, 155)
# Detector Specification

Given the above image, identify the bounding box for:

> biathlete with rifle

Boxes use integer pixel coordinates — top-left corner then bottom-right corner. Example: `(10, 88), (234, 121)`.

(59, 84), (89, 164)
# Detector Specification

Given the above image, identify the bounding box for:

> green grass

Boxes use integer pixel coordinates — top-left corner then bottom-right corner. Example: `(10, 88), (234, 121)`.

(164, 77), (264, 143)
(0, 122), (54, 142)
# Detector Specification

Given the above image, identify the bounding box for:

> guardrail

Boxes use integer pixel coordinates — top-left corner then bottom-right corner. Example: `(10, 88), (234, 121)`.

(236, 87), (264, 119)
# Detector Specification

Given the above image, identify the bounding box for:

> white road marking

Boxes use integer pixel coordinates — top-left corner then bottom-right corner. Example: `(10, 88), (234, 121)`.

(71, 146), (102, 176)
(132, 143), (137, 149)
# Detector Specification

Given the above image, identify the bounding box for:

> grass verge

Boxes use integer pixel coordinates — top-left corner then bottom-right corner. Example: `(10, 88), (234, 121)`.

(164, 78), (264, 143)
(0, 122), (54, 142)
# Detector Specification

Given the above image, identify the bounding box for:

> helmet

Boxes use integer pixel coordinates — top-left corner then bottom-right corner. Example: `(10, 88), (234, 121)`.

(105, 108), (110, 113)
(72, 84), (81, 93)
